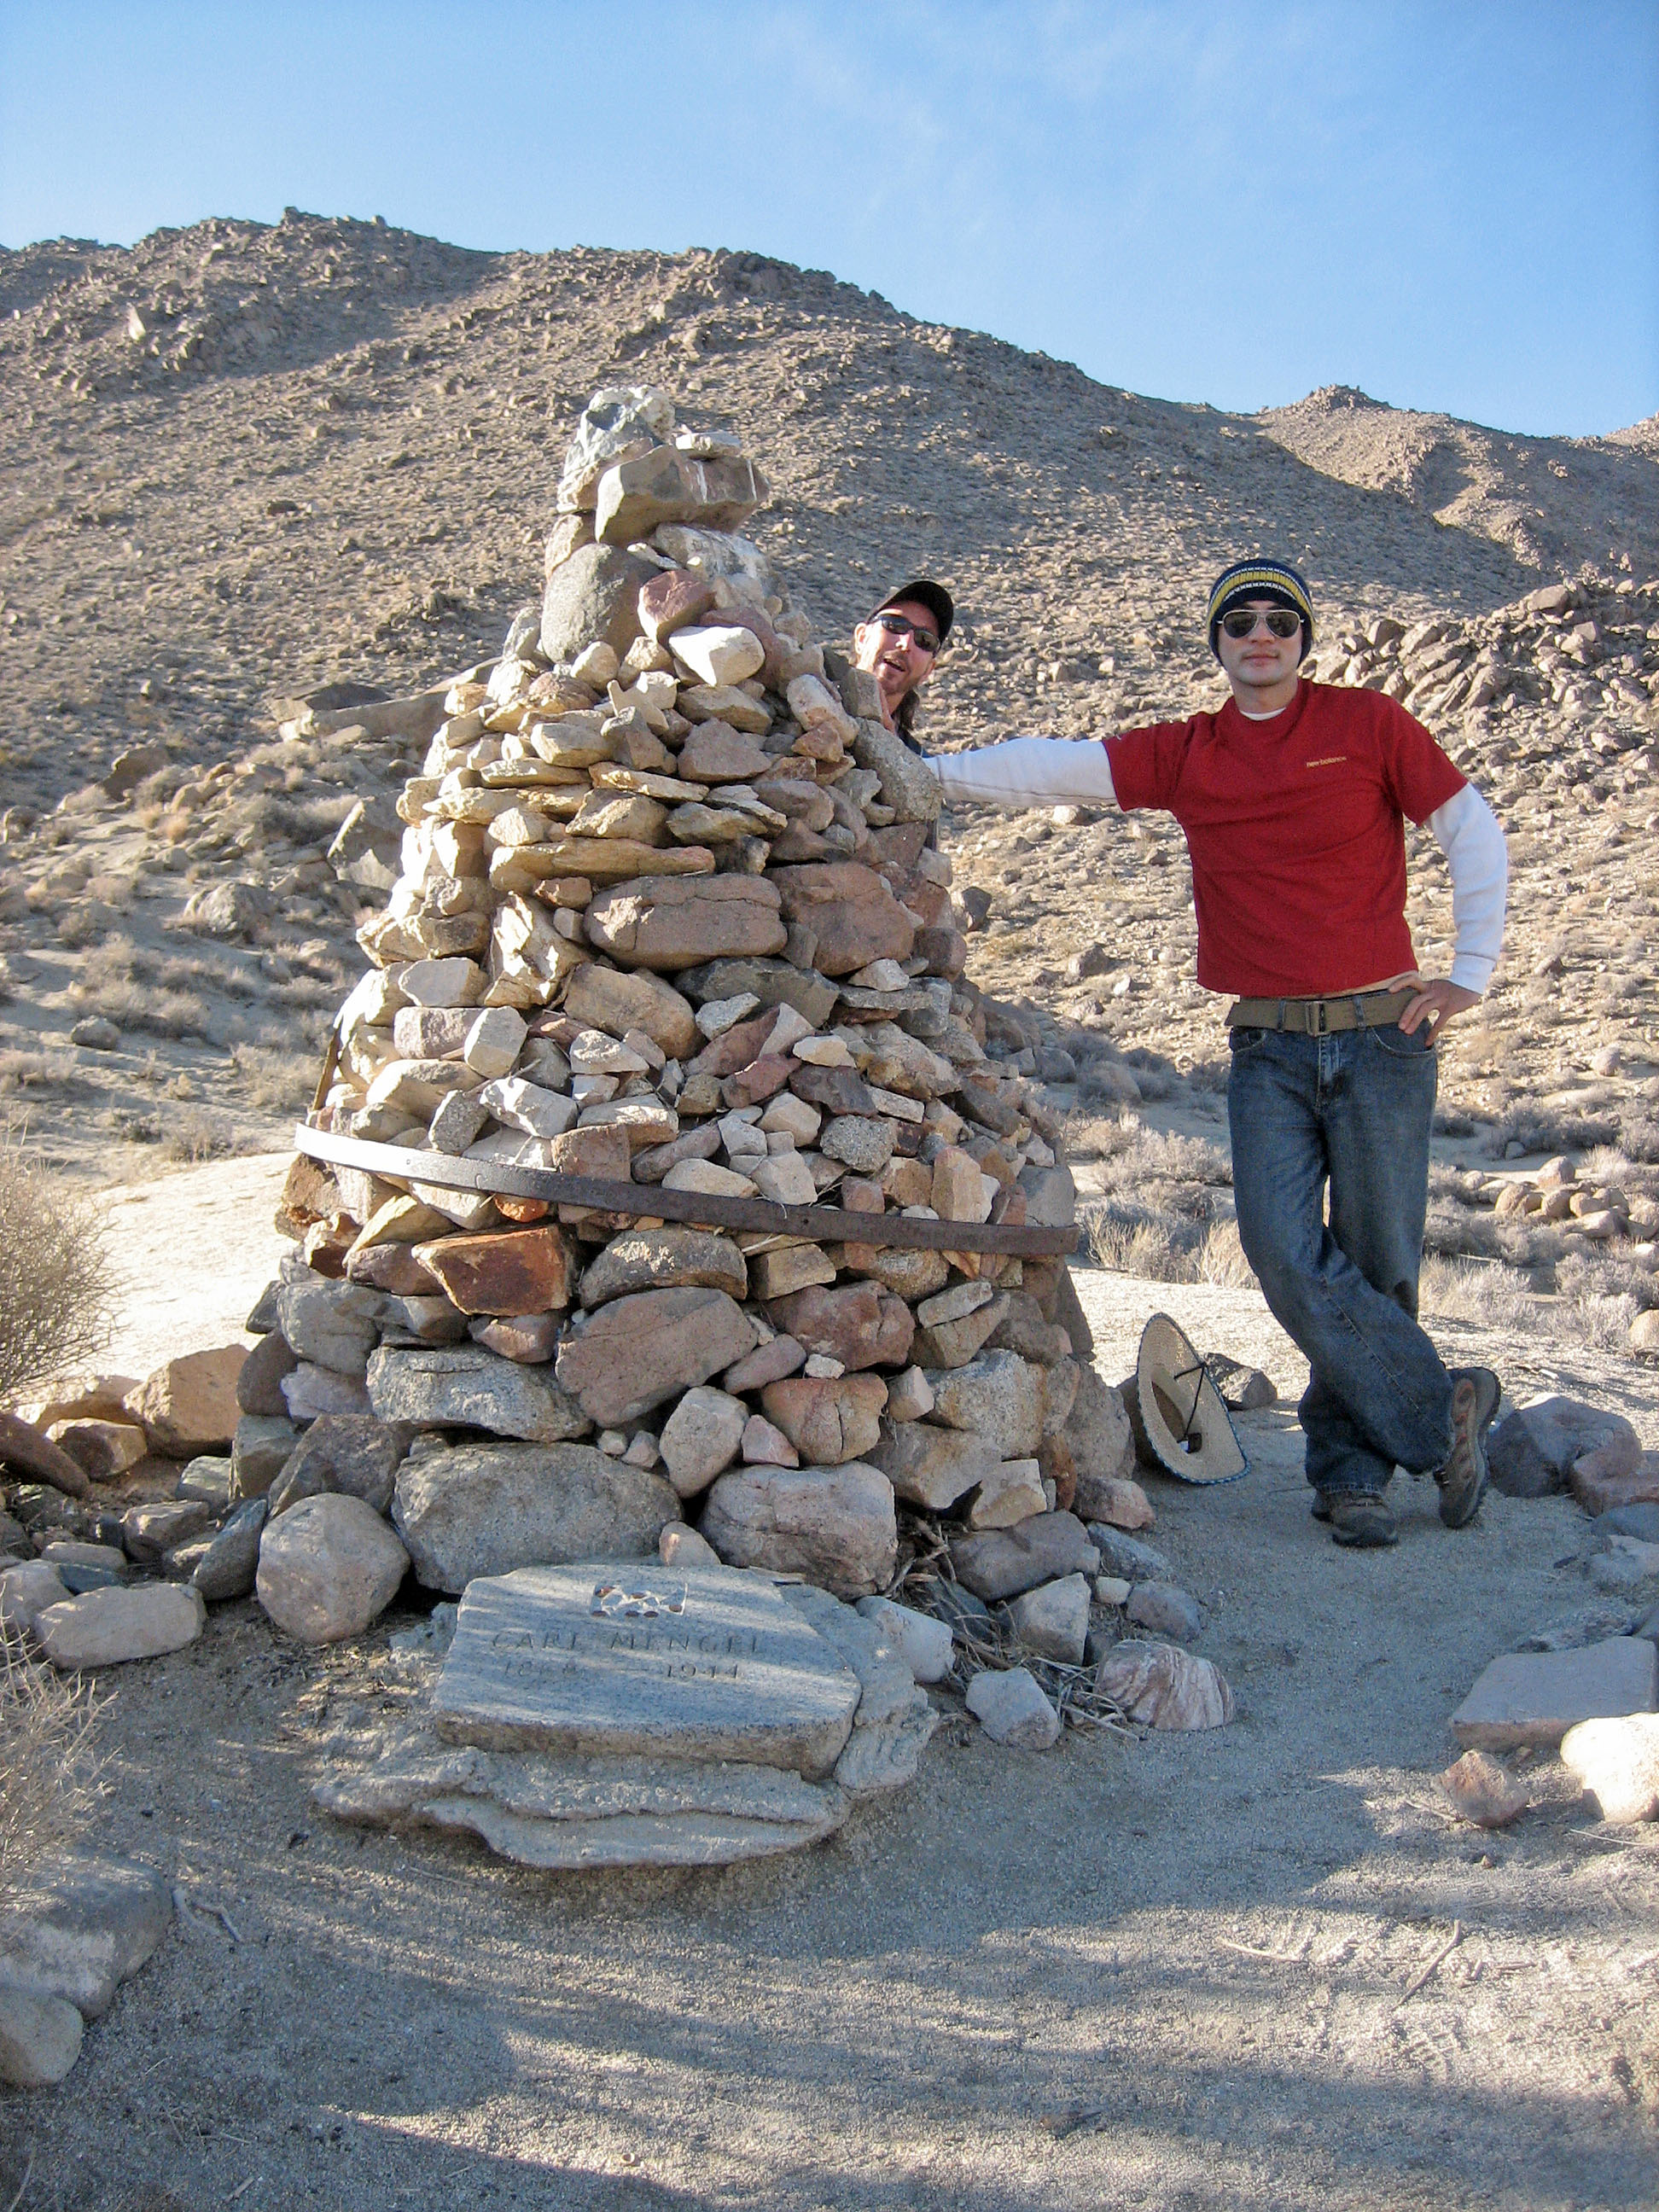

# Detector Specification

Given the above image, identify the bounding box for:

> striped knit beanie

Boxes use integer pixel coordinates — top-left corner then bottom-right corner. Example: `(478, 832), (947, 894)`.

(1206, 558), (1315, 662)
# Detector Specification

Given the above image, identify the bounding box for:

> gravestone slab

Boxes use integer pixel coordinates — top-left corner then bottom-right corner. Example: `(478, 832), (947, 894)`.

(432, 1563), (860, 1779)
(1449, 1637), (1659, 1749)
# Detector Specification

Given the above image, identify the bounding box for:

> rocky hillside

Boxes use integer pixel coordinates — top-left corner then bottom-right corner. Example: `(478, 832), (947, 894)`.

(1, 211), (1656, 1202)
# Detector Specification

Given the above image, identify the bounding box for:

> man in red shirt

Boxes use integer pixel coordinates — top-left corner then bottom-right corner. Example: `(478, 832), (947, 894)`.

(929, 558), (1509, 1549)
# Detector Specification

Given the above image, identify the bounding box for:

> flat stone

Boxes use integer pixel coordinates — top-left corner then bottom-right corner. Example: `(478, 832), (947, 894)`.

(1574, 1458), (1659, 1517)
(121, 1497), (212, 1562)
(724, 1335), (806, 1393)
(0, 1980), (83, 2087)
(760, 1374), (888, 1466)
(680, 957), (840, 1031)
(314, 1719), (847, 1868)
(579, 1228), (747, 1308)
(413, 1226), (577, 1317)
(1559, 1713), (1659, 1823)
(868, 1419), (998, 1510)
(1008, 1574), (1090, 1663)
(124, 1347), (245, 1454)
(0, 1855), (170, 2026)
(595, 447), (765, 546)
(699, 1461), (897, 1600)
(556, 1287), (756, 1428)
(256, 1495), (409, 1645)
(662, 1158), (758, 1199)
(885, 1365), (934, 1421)
(585, 874), (786, 972)
(819, 1115), (894, 1175)
(678, 718), (772, 782)
(926, 1349), (1044, 1458)
(1450, 1639), (1659, 1749)
(741, 1414), (799, 1466)
(393, 1442), (678, 1592)
(789, 1062), (876, 1117)
(747, 1245), (837, 1301)
(1126, 1580), (1205, 1644)
(368, 1345), (589, 1442)
(855, 1595), (954, 1684)
(192, 1499), (268, 1602)
(433, 1561), (854, 1779)
(776, 1581), (937, 1793)
(766, 1283), (913, 1373)
(1094, 1640), (1234, 1730)
(965, 1667), (1060, 1749)
(34, 1582), (205, 1668)
(658, 1388), (748, 1498)
(950, 1511), (1099, 1602)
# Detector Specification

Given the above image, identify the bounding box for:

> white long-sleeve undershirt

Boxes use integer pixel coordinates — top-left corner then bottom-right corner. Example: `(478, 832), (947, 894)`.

(928, 736), (1508, 993)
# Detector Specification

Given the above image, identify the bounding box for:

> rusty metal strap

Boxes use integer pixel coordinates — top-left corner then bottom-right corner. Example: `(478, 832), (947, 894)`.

(292, 1123), (1078, 1257)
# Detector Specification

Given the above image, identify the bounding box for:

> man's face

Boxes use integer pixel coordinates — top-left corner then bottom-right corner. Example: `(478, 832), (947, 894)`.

(853, 598), (940, 721)
(1214, 599), (1304, 696)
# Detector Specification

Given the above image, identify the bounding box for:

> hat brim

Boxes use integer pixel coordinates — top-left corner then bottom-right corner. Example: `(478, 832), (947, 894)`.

(1124, 1313), (1248, 1485)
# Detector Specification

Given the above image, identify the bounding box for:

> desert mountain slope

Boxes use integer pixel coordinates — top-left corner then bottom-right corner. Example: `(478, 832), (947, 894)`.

(1258, 383), (1659, 577)
(3, 210), (1655, 818)
(1, 212), (1656, 1193)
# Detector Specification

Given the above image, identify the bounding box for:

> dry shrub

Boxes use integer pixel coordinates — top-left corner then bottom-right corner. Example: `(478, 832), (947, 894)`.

(1086, 1208), (1202, 1283)
(0, 1051), (82, 1097)
(0, 1623), (107, 1896)
(1197, 1217), (1258, 1289)
(160, 1109), (236, 1164)
(1419, 1254), (1540, 1332)
(230, 1041), (320, 1115)
(0, 1131), (112, 1397)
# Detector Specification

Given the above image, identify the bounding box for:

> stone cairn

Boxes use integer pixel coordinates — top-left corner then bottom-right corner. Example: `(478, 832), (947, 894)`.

(2, 388), (1235, 1877)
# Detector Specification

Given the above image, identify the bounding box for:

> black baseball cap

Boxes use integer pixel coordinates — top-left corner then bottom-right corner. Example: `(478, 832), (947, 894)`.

(875, 579), (953, 647)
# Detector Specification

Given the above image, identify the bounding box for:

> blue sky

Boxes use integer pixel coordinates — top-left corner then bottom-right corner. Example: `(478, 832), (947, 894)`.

(1, 1), (1654, 437)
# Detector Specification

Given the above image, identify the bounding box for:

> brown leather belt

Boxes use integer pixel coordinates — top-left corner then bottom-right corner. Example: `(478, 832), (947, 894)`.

(1225, 988), (1416, 1035)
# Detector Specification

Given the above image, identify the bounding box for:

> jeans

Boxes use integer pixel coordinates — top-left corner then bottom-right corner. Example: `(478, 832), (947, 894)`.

(1227, 1021), (1455, 1499)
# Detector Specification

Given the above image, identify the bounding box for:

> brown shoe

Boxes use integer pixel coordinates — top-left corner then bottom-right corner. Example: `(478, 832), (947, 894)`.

(1313, 1493), (1398, 1547)
(1437, 1368), (1501, 1528)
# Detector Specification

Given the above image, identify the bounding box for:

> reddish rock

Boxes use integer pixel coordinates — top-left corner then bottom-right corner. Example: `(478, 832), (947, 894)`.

(721, 1054), (794, 1109)
(555, 1286), (757, 1427)
(413, 1227), (577, 1317)
(760, 1374), (888, 1465)
(1572, 1456), (1659, 1516)
(678, 720), (773, 784)
(770, 863), (916, 978)
(768, 1283), (915, 1372)
(124, 1348), (247, 1456)
(585, 874), (787, 972)
(638, 568), (717, 643)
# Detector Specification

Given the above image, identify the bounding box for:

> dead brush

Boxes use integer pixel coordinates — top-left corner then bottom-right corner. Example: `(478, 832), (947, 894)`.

(1418, 1254), (1540, 1332)
(0, 1124), (112, 1397)
(0, 1623), (108, 1896)
(229, 1041), (320, 1115)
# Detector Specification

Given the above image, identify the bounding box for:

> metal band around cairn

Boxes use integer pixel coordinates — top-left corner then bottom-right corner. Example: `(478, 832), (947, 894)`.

(293, 1124), (1079, 1258)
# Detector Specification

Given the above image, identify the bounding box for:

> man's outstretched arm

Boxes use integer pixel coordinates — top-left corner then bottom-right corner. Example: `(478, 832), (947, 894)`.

(929, 736), (1118, 810)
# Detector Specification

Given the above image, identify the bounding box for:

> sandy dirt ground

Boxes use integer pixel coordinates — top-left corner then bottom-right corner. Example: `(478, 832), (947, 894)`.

(3, 1161), (1656, 2212)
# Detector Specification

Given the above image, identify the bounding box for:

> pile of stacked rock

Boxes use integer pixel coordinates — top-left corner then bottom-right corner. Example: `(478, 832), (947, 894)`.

(249, 387), (1126, 1660)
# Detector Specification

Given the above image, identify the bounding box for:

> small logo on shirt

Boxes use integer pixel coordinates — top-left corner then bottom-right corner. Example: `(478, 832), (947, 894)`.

(1304, 754), (1348, 768)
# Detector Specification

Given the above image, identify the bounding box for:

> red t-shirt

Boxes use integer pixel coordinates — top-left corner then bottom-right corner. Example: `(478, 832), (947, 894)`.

(1104, 681), (1465, 997)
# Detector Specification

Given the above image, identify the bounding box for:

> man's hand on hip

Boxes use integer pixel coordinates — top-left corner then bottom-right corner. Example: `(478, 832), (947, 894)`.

(1399, 979), (1480, 1041)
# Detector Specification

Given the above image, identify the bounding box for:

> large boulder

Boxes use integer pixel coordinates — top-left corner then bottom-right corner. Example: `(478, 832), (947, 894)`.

(0, 1855), (171, 2023)
(699, 1461), (897, 1600)
(256, 1494), (410, 1644)
(555, 1287), (756, 1427)
(411, 1225), (578, 1316)
(538, 542), (656, 662)
(393, 1442), (678, 1592)
(585, 875), (787, 972)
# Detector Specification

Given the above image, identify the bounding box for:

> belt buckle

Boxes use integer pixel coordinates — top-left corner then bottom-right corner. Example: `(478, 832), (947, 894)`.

(1311, 999), (1330, 1036)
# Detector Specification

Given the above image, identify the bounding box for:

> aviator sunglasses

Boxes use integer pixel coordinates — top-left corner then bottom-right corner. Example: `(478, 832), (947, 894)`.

(1220, 607), (1304, 641)
(872, 610), (942, 655)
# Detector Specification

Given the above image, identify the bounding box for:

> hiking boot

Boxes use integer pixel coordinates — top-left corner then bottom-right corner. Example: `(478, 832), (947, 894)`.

(1436, 1367), (1501, 1529)
(1313, 1492), (1398, 1547)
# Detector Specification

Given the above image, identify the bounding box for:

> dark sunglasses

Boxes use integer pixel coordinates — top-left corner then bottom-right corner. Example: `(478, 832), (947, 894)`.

(872, 610), (941, 655)
(1220, 608), (1302, 640)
